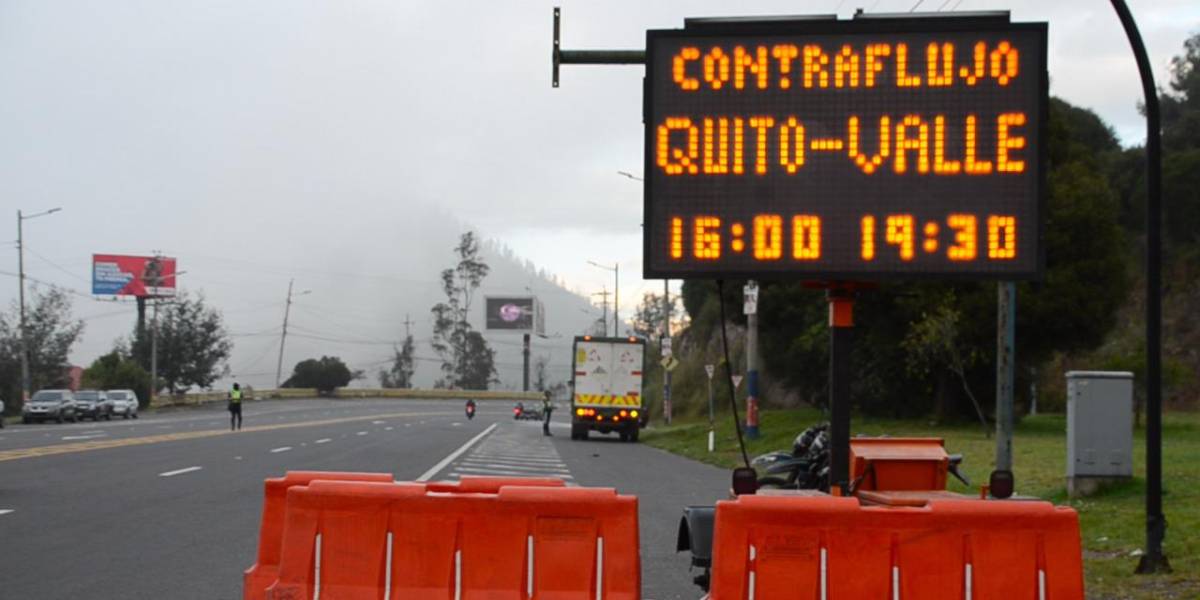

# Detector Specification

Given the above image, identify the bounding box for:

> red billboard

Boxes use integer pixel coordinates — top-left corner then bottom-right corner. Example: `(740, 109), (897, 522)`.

(92, 255), (178, 297)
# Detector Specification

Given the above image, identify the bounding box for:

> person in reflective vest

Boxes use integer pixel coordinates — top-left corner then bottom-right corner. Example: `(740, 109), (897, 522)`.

(229, 383), (243, 431)
(542, 391), (554, 436)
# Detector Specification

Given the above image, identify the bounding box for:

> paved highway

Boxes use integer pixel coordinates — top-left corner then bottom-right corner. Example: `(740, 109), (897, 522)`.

(0, 398), (728, 599)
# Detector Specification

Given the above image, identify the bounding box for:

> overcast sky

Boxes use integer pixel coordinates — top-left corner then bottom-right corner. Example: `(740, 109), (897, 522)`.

(1, 0), (1196, 387)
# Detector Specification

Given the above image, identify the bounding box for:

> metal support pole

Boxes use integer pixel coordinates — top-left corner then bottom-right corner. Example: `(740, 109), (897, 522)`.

(745, 281), (761, 439)
(150, 297), (159, 405)
(522, 333), (531, 392)
(551, 7), (645, 88)
(275, 279), (295, 389)
(995, 282), (1016, 472)
(828, 289), (854, 493)
(17, 211), (31, 404)
(663, 279), (672, 425)
(1107, 0), (1169, 574)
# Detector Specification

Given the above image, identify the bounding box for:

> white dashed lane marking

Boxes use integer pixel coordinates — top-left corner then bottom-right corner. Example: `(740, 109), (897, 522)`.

(0, 509), (15, 516)
(315, 438), (332, 444)
(159, 466), (203, 477)
(270, 446), (292, 453)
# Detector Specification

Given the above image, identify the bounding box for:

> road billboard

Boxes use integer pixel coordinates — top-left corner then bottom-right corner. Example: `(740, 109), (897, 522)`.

(92, 254), (178, 297)
(485, 296), (545, 335)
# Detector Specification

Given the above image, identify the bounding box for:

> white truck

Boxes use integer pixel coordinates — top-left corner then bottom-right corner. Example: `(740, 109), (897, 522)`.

(569, 335), (646, 442)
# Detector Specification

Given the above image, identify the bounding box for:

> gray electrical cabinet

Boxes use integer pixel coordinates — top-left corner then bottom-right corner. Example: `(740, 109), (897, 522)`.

(1066, 371), (1134, 496)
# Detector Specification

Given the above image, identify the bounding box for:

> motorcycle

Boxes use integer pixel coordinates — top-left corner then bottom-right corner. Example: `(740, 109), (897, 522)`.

(513, 402), (542, 421)
(465, 400), (476, 420)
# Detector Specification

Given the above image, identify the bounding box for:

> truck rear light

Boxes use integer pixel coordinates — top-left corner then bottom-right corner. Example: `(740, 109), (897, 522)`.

(611, 416), (619, 422)
(630, 410), (639, 418)
(619, 410), (628, 417)
(576, 408), (585, 416)
(595, 415), (603, 422)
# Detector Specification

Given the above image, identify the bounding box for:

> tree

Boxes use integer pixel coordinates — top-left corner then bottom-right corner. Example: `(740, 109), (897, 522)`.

(631, 292), (679, 340)
(0, 287), (84, 412)
(82, 348), (152, 408)
(130, 291), (232, 393)
(379, 335), (416, 389)
(430, 232), (496, 389)
(284, 356), (360, 394)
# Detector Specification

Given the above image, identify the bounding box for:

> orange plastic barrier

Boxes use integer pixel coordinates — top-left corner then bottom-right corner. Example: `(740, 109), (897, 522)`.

(245, 474), (569, 600)
(709, 495), (1083, 600)
(850, 437), (949, 491)
(259, 480), (639, 600)
(244, 471), (396, 600)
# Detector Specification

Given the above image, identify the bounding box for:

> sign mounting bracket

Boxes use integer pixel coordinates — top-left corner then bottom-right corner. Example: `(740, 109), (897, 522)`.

(552, 7), (645, 88)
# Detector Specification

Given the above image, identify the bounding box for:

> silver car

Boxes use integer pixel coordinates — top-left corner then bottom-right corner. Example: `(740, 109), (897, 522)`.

(107, 390), (140, 419)
(22, 389), (78, 424)
(74, 390), (113, 421)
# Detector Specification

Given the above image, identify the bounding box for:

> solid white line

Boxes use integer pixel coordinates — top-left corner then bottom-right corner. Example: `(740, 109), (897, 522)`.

(61, 434), (106, 440)
(270, 446), (292, 453)
(159, 466), (203, 477)
(416, 423), (498, 481)
(0, 509), (15, 516)
(315, 438), (332, 444)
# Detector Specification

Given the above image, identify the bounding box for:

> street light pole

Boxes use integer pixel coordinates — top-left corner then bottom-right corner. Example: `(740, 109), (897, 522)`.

(16, 207), (62, 404)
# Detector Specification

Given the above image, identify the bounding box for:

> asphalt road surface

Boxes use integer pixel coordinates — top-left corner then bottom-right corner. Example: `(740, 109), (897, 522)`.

(0, 398), (728, 599)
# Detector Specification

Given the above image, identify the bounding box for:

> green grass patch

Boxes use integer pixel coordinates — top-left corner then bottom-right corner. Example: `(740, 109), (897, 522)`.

(643, 409), (1199, 599)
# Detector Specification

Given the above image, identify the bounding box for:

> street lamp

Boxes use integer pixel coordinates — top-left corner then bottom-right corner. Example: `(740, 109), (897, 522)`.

(587, 261), (619, 336)
(16, 207), (63, 403)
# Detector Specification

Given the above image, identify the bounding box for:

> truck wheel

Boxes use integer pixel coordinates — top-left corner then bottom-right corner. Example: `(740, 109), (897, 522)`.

(56, 414), (64, 424)
(619, 431), (629, 442)
(629, 427), (639, 443)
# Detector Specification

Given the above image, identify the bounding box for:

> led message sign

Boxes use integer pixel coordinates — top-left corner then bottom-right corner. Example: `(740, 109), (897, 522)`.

(643, 16), (1047, 279)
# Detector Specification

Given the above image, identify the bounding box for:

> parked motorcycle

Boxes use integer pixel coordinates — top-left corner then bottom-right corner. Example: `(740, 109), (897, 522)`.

(751, 423), (830, 490)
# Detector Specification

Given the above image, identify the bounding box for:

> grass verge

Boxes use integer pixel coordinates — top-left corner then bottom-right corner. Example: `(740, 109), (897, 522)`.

(642, 408), (1198, 600)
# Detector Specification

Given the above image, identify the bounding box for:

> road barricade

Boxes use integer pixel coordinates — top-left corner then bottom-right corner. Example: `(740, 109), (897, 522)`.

(248, 476), (637, 600)
(244, 471), (396, 600)
(708, 494), (1083, 600)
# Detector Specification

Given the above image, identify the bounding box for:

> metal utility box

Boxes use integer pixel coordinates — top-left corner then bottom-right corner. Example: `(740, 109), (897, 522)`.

(1066, 371), (1133, 495)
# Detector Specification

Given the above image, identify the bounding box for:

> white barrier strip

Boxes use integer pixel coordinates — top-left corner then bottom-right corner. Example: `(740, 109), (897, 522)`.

(595, 537), (604, 600)
(820, 547), (828, 600)
(454, 550), (462, 600)
(964, 563), (973, 600)
(527, 535), (534, 598)
(892, 566), (900, 600)
(384, 531), (393, 600)
(313, 533), (323, 600)
(1038, 570), (1046, 600)
(748, 545), (757, 600)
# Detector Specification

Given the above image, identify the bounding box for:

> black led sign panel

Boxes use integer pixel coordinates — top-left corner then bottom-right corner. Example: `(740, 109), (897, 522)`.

(644, 16), (1047, 279)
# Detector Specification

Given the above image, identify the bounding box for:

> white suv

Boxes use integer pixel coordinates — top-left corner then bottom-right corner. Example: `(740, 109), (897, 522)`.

(107, 390), (140, 419)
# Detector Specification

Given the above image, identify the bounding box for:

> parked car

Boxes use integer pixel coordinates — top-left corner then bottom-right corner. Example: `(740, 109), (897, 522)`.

(22, 389), (78, 424)
(1, 397), (5, 428)
(107, 389), (139, 419)
(74, 390), (113, 421)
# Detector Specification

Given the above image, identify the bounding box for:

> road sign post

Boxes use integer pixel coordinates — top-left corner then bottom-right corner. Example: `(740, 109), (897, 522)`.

(705, 364), (716, 452)
(744, 281), (760, 438)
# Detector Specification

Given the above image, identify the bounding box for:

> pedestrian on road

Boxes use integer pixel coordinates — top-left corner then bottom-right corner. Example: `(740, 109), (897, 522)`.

(542, 391), (554, 436)
(228, 383), (243, 431)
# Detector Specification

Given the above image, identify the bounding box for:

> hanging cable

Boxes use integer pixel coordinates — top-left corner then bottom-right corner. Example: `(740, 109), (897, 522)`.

(716, 280), (752, 469)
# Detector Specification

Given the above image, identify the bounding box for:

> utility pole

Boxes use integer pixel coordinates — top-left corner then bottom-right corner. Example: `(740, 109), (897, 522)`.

(17, 211), (30, 404)
(16, 207), (62, 404)
(402, 313), (414, 339)
(275, 279), (296, 389)
(591, 287), (610, 335)
(588, 261), (619, 336)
